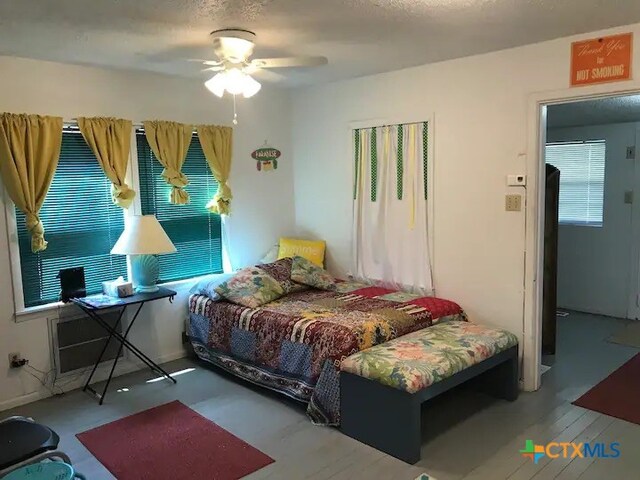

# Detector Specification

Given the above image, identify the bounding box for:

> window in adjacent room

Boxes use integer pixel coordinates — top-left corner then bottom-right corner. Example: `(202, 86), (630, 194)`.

(545, 140), (606, 227)
(136, 132), (223, 283)
(15, 130), (128, 308)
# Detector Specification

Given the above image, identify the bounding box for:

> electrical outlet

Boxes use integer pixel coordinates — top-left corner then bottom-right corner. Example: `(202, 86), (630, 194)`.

(8, 352), (27, 368)
(507, 174), (527, 186)
(626, 146), (636, 159)
(505, 194), (522, 212)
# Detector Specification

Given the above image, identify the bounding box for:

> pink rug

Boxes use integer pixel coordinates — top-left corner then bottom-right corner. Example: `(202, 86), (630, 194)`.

(77, 400), (274, 479)
(573, 354), (640, 425)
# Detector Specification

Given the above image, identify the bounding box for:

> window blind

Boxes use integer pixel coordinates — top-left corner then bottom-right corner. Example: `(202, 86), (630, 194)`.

(16, 131), (127, 307)
(546, 141), (606, 226)
(136, 132), (223, 282)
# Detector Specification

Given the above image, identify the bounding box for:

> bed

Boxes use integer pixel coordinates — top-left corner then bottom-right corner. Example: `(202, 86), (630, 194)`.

(187, 280), (466, 426)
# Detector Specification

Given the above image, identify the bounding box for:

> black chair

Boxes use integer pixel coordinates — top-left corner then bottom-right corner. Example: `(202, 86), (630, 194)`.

(0, 417), (71, 477)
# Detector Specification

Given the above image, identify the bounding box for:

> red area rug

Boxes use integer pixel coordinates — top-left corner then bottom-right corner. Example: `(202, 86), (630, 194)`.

(573, 353), (640, 425)
(77, 400), (274, 480)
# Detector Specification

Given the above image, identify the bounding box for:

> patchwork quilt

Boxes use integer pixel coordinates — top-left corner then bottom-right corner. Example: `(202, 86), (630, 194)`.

(188, 280), (466, 425)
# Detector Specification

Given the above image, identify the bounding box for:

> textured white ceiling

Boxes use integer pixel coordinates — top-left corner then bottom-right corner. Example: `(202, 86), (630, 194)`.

(547, 95), (640, 128)
(1, 0), (640, 87)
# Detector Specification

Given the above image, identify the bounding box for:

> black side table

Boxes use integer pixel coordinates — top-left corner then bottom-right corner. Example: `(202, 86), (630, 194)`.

(72, 287), (177, 404)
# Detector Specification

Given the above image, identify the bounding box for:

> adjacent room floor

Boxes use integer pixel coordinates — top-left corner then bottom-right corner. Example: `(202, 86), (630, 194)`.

(4, 312), (639, 480)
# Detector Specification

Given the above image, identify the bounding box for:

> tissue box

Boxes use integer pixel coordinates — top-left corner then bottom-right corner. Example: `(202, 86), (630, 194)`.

(116, 283), (134, 297)
(103, 279), (134, 298)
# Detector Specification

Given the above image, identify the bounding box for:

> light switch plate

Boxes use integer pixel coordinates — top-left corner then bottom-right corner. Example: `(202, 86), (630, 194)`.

(505, 194), (522, 212)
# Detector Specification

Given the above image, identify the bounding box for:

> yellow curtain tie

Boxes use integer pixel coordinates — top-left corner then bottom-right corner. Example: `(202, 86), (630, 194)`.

(171, 187), (190, 205)
(111, 183), (136, 208)
(161, 168), (190, 204)
(161, 168), (189, 188)
(25, 213), (47, 253)
(207, 183), (232, 215)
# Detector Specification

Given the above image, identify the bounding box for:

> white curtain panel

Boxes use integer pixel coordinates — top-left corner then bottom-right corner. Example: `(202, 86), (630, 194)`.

(351, 122), (433, 294)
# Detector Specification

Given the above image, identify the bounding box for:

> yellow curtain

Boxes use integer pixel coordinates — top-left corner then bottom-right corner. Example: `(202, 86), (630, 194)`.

(0, 113), (62, 252)
(143, 120), (193, 204)
(78, 117), (135, 208)
(196, 125), (233, 215)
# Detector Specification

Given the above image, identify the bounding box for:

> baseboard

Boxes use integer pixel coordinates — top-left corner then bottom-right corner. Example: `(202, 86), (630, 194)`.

(0, 390), (52, 412)
(557, 306), (629, 319)
(0, 349), (187, 412)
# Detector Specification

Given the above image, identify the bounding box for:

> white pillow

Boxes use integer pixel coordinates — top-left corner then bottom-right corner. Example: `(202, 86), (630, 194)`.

(189, 272), (235, 300)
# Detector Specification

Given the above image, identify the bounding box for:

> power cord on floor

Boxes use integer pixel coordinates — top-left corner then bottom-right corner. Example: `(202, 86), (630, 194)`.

(23, 363), (94, 397)
(23, 364), (65, 397)
(21, 350), (107, 398)
(53, 367), (93, 390)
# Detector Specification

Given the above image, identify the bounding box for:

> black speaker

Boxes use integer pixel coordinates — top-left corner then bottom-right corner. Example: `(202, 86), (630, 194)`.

(58, 267), (86, 303)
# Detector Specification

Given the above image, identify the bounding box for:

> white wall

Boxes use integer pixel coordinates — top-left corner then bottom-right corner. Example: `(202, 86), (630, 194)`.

(548, 123), (638, 318)
(4, 24), (640, 407)
(0, 56), (294, 409)
(291, 22), (640, 367)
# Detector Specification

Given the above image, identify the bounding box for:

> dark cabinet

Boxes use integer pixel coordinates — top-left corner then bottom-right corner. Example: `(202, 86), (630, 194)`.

(543, 164), (560, 355)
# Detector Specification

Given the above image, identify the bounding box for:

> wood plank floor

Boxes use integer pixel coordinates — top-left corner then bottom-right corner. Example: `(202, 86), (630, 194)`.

(3, 312), (638, 480)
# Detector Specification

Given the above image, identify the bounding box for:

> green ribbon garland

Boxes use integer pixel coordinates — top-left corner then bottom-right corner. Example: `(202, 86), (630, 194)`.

(397, 126), (404, 200)
(353, 129), (360, 200)
(371, 127), (377, 202)
(423, 122), (429, 199)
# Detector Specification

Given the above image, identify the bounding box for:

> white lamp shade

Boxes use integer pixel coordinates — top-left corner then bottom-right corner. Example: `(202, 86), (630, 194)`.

(204, 69), (262, 98)
(205, 73), (226, 98)
(111, 215), (176, 255)
(242, 75), (262, 98)
(224, 68), (247, 95)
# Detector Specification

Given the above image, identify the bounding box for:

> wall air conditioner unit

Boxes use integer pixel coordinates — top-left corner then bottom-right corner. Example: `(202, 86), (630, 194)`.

(49, 308), (123, 377)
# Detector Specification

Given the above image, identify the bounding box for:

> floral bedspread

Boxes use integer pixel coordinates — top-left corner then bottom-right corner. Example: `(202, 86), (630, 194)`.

(187, 281), (466, 425)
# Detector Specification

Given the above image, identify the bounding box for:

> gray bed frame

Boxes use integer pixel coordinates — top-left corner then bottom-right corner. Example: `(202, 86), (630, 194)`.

(340, 345), (519, 464)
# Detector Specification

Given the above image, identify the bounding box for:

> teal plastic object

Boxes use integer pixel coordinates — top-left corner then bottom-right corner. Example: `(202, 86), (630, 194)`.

(4, 462), (82, 480)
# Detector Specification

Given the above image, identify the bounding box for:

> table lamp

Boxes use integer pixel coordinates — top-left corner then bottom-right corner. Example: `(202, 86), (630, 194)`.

(111, 215), (176, 292)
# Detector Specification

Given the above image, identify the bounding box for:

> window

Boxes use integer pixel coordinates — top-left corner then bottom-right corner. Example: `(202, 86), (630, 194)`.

(16, 131), (127, 307)
(136, 132), (223, 283)
(545, 140), (606, 226)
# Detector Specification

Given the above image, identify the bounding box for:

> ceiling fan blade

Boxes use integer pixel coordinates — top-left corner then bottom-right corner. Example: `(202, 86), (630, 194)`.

(249, 56), (328, 69)
(143, 43), (213, 63)
(250, 68), (287, 83)
(202, 66), (225, 73)
(187, 59), (223, 66)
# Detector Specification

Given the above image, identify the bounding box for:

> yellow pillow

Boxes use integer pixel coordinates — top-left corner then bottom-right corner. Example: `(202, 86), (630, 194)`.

(278, 237), (326, 267)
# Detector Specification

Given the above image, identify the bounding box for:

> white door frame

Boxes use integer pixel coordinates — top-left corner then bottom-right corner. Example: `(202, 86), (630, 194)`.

(523, 83), (640, 391)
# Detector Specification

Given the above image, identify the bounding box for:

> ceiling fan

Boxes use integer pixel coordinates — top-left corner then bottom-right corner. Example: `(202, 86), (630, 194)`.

(195, 29), (328, 99)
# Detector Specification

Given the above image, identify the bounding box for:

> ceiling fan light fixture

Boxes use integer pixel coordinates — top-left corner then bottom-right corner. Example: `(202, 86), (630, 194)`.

(211, 30), (256, 63)
(224, 68), (248, 95)
(204, 72), (226, 97)
(242, 75), (262, 98)
(220, 37), (254, 62)
(204, 68), (262, 99)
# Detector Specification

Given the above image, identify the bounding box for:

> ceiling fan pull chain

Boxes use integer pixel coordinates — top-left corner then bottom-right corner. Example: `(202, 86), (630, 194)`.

(233, 94), (238, 125)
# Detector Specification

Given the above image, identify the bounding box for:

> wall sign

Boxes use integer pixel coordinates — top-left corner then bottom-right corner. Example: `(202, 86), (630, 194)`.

(570, 33), (633, 87)
(252, 144), (281, 171)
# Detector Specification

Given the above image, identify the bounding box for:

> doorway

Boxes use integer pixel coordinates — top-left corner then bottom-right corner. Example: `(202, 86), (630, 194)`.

(535, 93), (640, 389)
